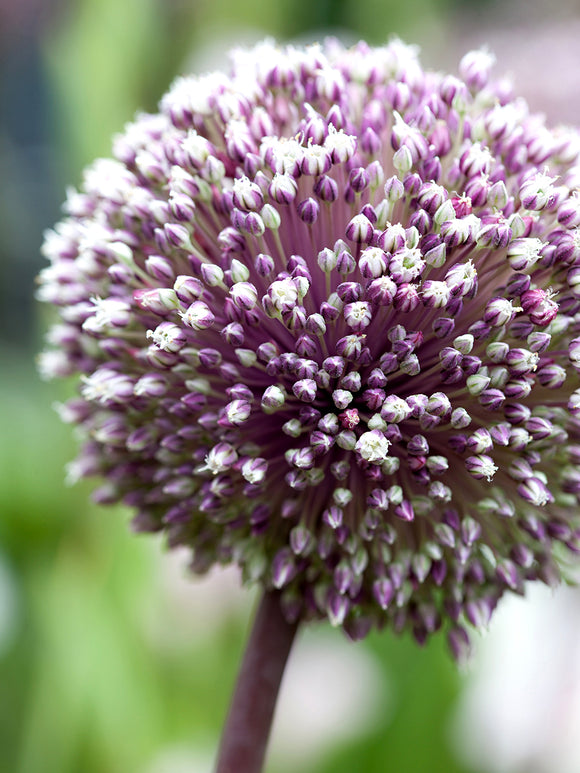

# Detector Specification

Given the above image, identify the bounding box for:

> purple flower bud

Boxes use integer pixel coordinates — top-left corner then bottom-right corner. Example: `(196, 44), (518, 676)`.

(323, 505), (343, 529)
(345, 213), (374, 244)
(378, 395), (409, 423)
(384, 175), (404, 202)
(518, 477), (553, 506)
(484, 297), (518, 327)
(537, 362), (566, 388)
(292, 378), (317, 403)
(327, 592), (350, 627)
(394, 500), (415, 522)
(180, 300), (215, 330)
(297, 197), (320, 224)
(459, 48), (495, 91)
(391, 113), (429, 164)
(520, 288), (558, 327)
(372, 578), (394, 610)
(448, 626), (471, 663)
(272, 548), (296, 588)
(349, 167), (370, 193)
(477, 219), (512, 249)
(313, 174), (339, 202)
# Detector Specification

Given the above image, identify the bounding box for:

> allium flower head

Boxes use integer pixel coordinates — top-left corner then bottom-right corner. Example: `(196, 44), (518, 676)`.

(38, 39), (580, 656)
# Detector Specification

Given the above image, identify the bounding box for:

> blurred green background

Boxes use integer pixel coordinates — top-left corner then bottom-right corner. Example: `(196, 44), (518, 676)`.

(2, 0), (580, 771)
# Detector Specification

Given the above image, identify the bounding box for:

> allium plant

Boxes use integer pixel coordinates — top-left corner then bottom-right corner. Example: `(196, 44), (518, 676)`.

(38, 38), (580, 772)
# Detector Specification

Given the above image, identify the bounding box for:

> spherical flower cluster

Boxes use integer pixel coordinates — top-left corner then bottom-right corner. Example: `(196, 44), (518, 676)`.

(38, 39), (580, 656)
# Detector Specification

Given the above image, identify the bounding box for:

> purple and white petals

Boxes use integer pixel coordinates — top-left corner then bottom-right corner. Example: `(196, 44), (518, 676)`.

(39, 38), (580, 655)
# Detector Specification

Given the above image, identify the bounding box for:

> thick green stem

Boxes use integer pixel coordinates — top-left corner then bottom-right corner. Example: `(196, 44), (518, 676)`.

(214, 590), (299, 773)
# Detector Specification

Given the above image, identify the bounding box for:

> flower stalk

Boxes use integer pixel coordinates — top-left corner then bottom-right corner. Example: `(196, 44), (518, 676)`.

(214, 590), (299, 773)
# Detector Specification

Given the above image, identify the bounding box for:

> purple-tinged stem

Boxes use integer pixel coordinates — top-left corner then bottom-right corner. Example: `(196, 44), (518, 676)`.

(214, 590), (299, 773)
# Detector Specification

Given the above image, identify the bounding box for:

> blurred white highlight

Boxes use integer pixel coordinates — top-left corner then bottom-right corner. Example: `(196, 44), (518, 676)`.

(453, 583), (580, 773)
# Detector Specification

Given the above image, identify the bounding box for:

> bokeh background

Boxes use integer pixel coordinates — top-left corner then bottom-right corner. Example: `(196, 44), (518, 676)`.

(3, 1), (580, 771)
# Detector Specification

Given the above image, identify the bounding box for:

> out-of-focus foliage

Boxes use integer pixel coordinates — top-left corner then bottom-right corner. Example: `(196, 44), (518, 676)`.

(44, 0), (169, 172)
